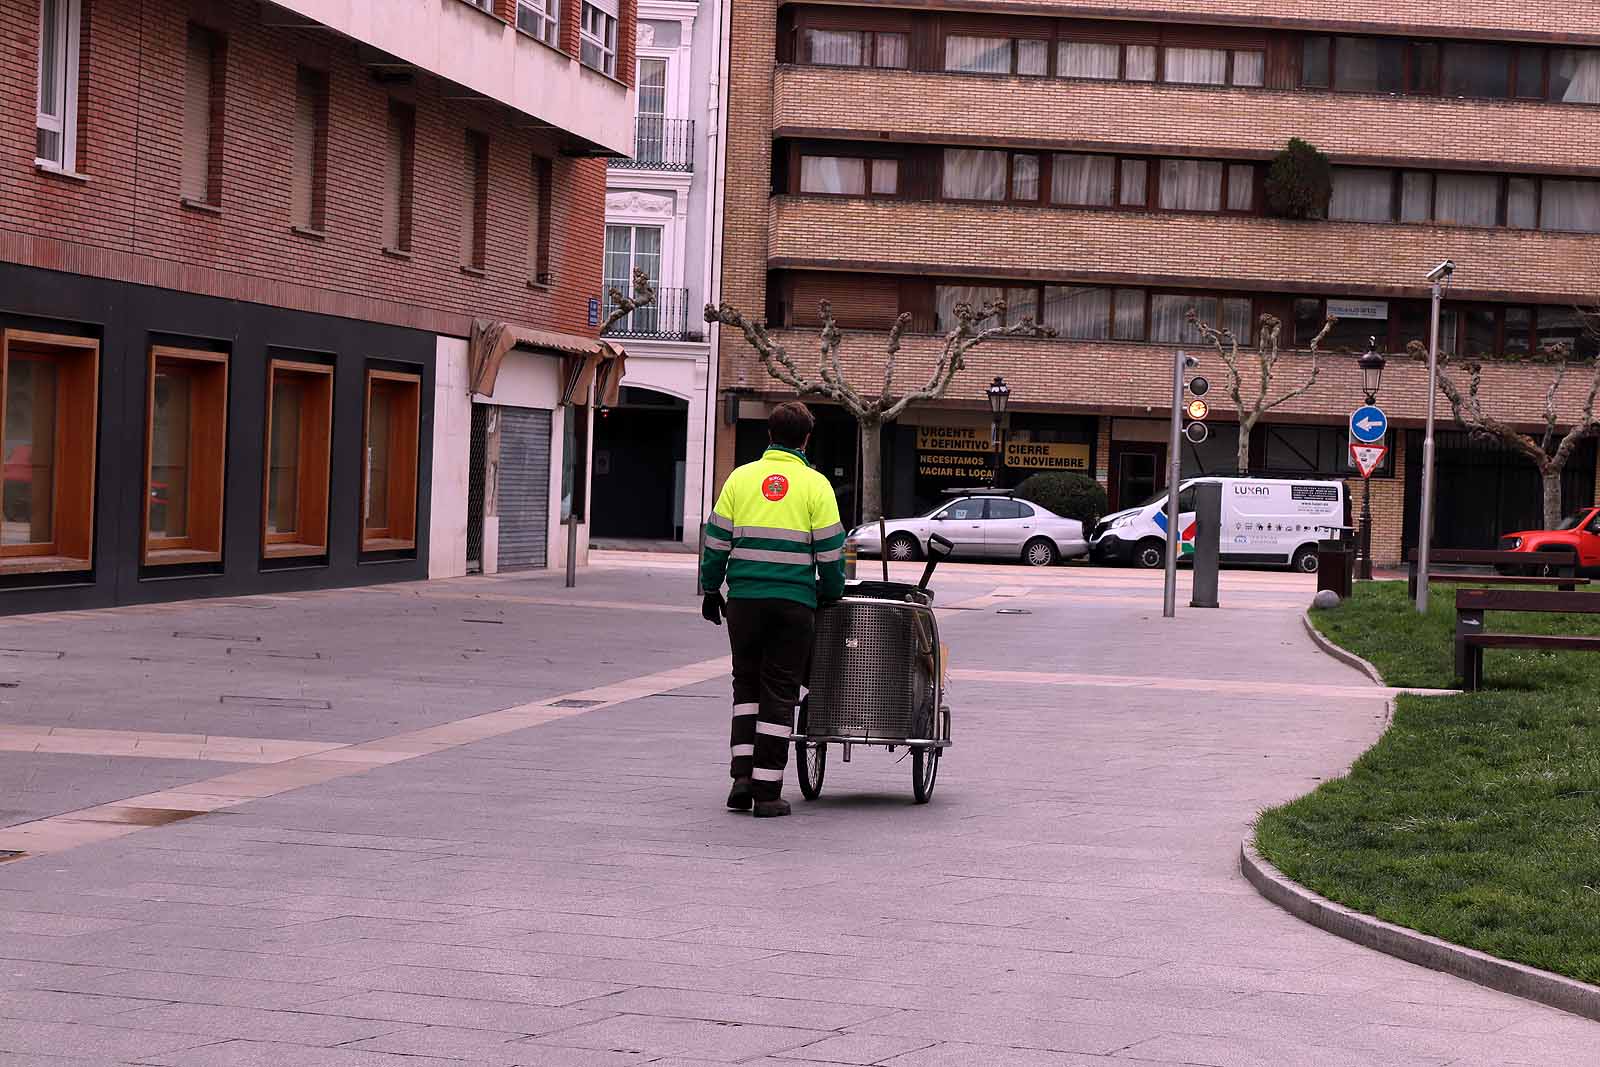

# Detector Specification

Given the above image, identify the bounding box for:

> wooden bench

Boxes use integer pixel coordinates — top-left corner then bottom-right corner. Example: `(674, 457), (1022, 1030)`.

(1408, 547), (1583, 598)
(1455, 587), (1600, 690)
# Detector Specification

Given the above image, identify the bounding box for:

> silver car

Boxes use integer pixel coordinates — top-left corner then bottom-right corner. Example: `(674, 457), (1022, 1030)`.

(849, 493), (1089, 567)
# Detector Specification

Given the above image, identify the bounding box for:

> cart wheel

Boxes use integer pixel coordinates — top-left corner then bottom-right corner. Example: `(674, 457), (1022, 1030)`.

(796, 739), (825, 799)
(911, 746), (939, 803)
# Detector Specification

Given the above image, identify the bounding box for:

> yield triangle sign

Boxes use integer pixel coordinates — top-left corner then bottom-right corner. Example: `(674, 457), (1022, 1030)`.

(1350, 442), (1387, 479)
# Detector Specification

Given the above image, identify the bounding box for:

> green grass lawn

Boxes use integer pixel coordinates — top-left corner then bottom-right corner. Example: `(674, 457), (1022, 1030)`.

(1255, 580), (1600, 984)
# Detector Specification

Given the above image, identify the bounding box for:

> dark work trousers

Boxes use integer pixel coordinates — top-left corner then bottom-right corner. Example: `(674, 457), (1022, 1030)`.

(726, 597), (815, 802)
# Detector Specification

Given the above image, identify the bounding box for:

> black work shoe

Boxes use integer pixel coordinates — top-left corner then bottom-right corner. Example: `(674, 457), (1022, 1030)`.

(726, 778), (753, 811)
(753, 798), (791, 818)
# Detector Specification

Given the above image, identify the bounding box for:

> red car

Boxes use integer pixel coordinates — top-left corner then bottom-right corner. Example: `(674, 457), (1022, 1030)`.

(1499, 506), (1600, 571)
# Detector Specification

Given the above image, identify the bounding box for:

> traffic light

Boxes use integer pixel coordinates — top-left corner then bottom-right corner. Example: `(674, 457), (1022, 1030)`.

(1184, 366), (1209, 444)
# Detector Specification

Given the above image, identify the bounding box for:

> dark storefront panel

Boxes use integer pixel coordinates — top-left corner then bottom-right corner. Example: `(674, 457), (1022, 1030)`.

(592, 388), (687, 540)
(890, 414), (1096, 518)
(734, 404), (859, 522)
(1403, 429), (1597, 552)
(496, 408), (552, 570)
(0, 262), (434, 613)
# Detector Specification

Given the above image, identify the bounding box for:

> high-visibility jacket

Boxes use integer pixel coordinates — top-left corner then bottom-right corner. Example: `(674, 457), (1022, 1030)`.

(700, 447), (847, 608)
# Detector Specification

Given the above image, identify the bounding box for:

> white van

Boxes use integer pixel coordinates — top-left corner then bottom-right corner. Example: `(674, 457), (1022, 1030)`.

(1088, 477), (1348, 572)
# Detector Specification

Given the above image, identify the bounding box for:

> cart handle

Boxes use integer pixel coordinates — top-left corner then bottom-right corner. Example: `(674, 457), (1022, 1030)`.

(919, 533), (954, 590)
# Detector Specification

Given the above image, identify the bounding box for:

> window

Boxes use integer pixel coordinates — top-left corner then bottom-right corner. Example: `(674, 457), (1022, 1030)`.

(263, 359), (332, 558)
(1330, 167), (1393, 222)
(1332, 37), (1405, 93)
(383, 101), (415, 253)
(1515, 46), (1546, 99)
(1051, 154), (1116, 206)
(1541, 180), (1600, 233)
(35, 0), (82, 170)
(580, 1), (618, 77)
(1226, 164), (1255, 211)
(1434, 173), (1499, 227)
(800, 156), (864, 194)
(1301, 37), (1330, 88)
(942, 149), (1007, 201)
(1232, 50), (1265, 87)
(1042, 287), (1112, 340)
(1113, 289), (1146, 340)
(1399, 171), (1432, 222)
(1119, 159), (1148, 206)
(1159, 159), (1223, 211)
(944, 35), (1045, 76)
(517, 0), (560, 46)
(529, 155), (553, 283)
(988, 499), (1027, 520)
(182, 25), (225, 206)
(604, 225), (662, 333)
(1058, 41), (1119, 79)
(1150, 294), (1198, 343)
(800, 28), (907, 68)
(0, 330), (98, 573)
(1011, 155), (1040, 201)
(937, 499), (985, 521)
(1162, 47), (1226, 86)
(1125, 45), (1157, 81)
(1441, 43), (1511, 98)
(144, 347), (227, 565)
(934, 286), (1002, 331)
(635, 59), (667, 166)
(362, 370), (421, 552)
(871, 159), (898, 195)
(291, 67), (329, 232)
(461, 131), (488, 270)
(1551, 49), (1600, 103)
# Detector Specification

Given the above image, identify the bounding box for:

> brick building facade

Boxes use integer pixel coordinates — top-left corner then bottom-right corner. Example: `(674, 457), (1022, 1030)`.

(2, 0), (636, 611)
(714, 0), (1600, 566)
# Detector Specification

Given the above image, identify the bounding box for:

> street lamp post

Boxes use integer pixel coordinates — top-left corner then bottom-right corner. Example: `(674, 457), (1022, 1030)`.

(987, 376), (1010, 487)
(1357, 339), (1386, 581)
(1417, 260), (1453, 613)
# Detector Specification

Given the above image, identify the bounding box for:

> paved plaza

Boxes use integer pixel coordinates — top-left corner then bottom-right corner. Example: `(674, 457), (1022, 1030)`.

(0, 554), (1592, 1065)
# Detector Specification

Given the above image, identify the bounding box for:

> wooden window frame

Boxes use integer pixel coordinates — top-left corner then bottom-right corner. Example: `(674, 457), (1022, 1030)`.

(0, 329), (98, 574)
(361, 369), (421, 553)
(143, 346), (227, 566)
(261, 359), (333, 559)
(795, 152), (901, 199)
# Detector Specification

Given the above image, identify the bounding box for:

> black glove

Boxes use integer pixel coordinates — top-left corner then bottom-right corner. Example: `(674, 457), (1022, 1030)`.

(701, 592), (725, 625)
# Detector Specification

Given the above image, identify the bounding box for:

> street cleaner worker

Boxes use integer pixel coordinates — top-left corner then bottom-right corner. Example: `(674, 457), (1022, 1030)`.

(699, 401), (846, 818)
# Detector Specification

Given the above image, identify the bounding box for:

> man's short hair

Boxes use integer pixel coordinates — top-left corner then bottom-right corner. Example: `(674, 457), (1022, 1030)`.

(768, 401), (815, 448)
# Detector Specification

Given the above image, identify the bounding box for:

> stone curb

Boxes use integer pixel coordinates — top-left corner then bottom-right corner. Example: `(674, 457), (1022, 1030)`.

(1241, 839), (1600, 1023)
(1301, 611), (1385, 685)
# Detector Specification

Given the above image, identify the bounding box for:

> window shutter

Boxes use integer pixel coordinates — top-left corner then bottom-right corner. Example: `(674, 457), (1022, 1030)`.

(291, 68), (317, 227)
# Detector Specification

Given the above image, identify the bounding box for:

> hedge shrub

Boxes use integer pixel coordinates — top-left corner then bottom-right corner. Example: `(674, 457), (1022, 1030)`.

(1015, 472), (1108, 527)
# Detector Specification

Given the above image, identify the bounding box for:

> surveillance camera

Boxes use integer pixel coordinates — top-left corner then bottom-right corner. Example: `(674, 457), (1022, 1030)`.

(1182, 354), (1200, 369)
(1425, 260), (1455, 282)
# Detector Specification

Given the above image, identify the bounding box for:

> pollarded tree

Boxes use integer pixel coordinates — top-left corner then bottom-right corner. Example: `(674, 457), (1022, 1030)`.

(705, 299), (1054, 522)
(1187, 309), (1337, 475)
(1411, 318), (1600, 528)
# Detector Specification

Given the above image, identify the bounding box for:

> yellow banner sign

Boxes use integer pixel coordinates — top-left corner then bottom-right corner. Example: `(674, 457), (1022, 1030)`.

(916, 425), (992, 453)
(1003, 441), (1091, 471)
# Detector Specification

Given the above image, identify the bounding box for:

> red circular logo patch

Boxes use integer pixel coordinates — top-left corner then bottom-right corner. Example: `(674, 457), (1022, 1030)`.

(762, 474), (790, 501)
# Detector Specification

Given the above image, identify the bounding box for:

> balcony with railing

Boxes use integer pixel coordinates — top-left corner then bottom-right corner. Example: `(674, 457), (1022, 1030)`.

(609, 117), (696, 172)
(601, 287), (702, 342)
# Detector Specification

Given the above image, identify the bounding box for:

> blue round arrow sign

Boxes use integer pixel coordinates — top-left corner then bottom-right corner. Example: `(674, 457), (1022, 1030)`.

(1350, 404), (1388, 444)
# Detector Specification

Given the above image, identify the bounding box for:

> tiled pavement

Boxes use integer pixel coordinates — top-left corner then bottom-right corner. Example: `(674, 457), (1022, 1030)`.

(0, 555), (1593, 1065)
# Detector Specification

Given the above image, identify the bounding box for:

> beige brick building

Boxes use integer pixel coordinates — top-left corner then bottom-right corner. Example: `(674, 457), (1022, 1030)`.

(714, 0), (1600, 565)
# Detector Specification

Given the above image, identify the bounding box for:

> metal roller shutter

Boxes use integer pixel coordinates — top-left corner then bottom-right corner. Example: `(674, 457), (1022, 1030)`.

(496, 407), (552, 570)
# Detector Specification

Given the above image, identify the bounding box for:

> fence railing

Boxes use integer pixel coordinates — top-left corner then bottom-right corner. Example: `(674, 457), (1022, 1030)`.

(608, 116), (695, 172)
(601, 287), (701, 342)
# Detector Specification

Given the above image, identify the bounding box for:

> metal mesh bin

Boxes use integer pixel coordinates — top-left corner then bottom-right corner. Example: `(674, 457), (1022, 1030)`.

(805, 597), (938, 739)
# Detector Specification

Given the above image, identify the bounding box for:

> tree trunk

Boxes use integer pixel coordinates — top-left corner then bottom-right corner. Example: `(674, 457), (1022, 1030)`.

(1236, 419), (1252, 475)
(858, 418), (883, 524)
(1542, 465), (1564, 529)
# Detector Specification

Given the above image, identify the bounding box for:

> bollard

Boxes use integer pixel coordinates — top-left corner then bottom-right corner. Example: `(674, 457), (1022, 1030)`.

(1189, 480), (1221, 609)
(843, 538), (858, 580)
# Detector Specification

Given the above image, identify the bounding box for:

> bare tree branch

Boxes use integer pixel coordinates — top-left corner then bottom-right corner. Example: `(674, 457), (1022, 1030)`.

(601, 268), (657, 335)
(880, 312), (913, 410)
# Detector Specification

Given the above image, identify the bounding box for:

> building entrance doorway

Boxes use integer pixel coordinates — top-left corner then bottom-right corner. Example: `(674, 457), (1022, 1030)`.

(1110, 441), (1165, 512)
(591, 387), (688, 540)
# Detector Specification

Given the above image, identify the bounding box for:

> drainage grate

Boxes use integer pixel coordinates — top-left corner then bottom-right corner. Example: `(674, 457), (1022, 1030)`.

(996, 608), (1033, 615)
(176, 632), (261, 642)
(0, 649), (64, 660)
(550, 698), (603, 709)
(226, 648), (323, 660)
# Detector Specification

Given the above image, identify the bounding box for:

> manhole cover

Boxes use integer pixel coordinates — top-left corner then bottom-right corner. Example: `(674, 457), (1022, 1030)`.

(551, 698), (603, 709)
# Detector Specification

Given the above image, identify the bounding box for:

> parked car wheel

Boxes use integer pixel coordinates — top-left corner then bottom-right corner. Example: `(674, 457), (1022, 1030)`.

(1022, 537), (1058, 567)
(886, 533), (920, 562)
(1134, 539), (1166, 569)
(1292, 545), (1320, 573)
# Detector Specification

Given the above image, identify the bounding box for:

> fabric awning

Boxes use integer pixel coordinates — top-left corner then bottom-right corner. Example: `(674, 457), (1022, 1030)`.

(468, 320), (626, 403)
